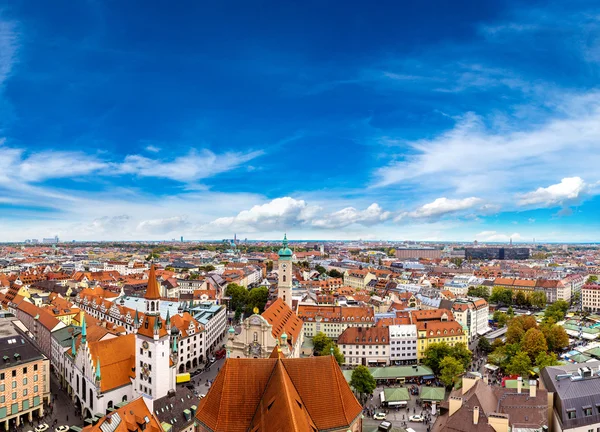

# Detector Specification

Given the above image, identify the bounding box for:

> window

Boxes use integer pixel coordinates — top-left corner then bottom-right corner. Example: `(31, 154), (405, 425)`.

(34, 385), (38, 393)
(11, 381), (16, 389)
(567, 410), (576, 419)
(34, 375), (38, 382)
(23, 389), (27, 396)
(11, 392), (16, 400)
(11, 371), (15, 378)
(0, 373), (3, 380)
(22, 378), (27, 385)
(148, 351), (152, 358)
(22, 367), (27, 374)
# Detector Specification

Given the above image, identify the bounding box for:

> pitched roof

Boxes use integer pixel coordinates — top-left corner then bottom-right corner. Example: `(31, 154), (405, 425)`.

(195, 356), (361, 432)
(87, 334), (136, 393)
(261, 298), (303, 344)
(82, 397), (162, 432)
(145, 265), (161, 300)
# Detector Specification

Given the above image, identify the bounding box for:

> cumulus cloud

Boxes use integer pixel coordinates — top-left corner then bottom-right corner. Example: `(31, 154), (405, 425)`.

(518, 177), (586, 207)
(311, 203), (391, 228)
(137, 216), (190, 234)
(475, 231), (522, 242)
(395, 197), (482, 222)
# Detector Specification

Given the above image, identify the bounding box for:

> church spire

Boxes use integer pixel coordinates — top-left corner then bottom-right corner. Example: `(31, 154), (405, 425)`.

(71, 335), (76, 356)
(134, 309), (139, 327)
(81, 314), (87, 345)
(145, 265), (161, 300)
(165, 309), (171, 330)
(95, 357), (101, 381)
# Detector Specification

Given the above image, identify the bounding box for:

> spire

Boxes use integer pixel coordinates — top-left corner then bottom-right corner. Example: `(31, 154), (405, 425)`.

(154, 315), (162, 333)
(145, 265), (161, 300)
(95, 357), (101, 381)
(134, 309), (139, 327)
(172, 335), (177, 353)
(81, 314), (87, 345)
(71, 335), (76, 356)
(165, 309), (171, 329)
(282, 233), (288, 248)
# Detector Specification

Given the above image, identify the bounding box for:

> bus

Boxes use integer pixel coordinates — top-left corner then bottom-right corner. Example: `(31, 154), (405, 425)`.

(176, 373), (191, 384)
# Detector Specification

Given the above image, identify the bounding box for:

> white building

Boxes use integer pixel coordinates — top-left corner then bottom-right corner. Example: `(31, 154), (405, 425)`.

(338, 326), (390, 367)
(389, 324), (418, 364)
(452, 298), (490, 341)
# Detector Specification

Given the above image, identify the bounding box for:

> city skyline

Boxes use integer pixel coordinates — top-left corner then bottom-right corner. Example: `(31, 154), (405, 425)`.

(0, 1), (599, 242)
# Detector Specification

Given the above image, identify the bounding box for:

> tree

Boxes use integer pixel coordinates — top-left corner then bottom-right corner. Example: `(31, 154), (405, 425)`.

(478, 337), (492, 354)
(387, 248), (396, 257)
(467, 286), (490, 300)
(544, 300), (569, 323)
(507, 306), (515, 317)
(266, 261), (273, 272)
(450, 343), (472, 369)
(513, 315), (538, 332)
(522, 328), (548, 360)
(328, 269), (343, 278)
(315, 265), (327, 275)
(543, 324), (569, 352)
(506, 351), (533, 377)
(506, 324), (525, 345)
(323, 341), (345, 365)
(530, 291), (547, 309)
(225, 283), (248, 313)
(350, 365), (376, 403)
(312, 332), (331, 354)
(245, 287), (269, 315)
(422, 342), (452, 374)
(515, 291), (527, 307)
(490, 287), (513, 305)
(493, 311), (508, 327)
(587, 275), (598, 284)
(535, 352), (560, 370)
(439, 356), (464, 387)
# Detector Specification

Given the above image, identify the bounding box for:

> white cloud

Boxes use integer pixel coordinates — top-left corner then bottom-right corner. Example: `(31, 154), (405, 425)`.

(518, 177), (587, 207)
(137, 216), (190, 234)
(145, 145), (160, 153)
(311, 203), (391, 228)
(475, 231), (522, 242)
(0, 18), (18, 86)
(407, 197), (482, 218)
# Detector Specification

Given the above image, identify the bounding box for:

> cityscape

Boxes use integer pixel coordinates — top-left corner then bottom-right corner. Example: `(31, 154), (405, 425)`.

(1, 1), (600, 432)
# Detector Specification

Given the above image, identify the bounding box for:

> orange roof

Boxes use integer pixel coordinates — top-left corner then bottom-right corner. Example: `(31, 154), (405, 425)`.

(196, 356), (361, 432)
(88, 334), (136, 392)
(144, 265), (161, 300)
(137, 315), (168, 338)
(261, 298), (303, 345)
(170, 312), (204, 338)
(417, 320), (464, 338)
(83, 397), (162, 432)
(338, 326), (389, 345)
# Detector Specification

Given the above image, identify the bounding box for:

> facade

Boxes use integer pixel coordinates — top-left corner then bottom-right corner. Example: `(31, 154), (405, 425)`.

(452, 298), (490, 341)
(395, 248), (442, 259)
(389, 324), (418, 364)
(195, 356), (363, 432)
(297, 305), (375, 339)
(81, 397), (163, 432)
(541, 362), (600, 432)
(416, 320), (467, 360)
(338, 326), (390, 366)
(465, 247), (530, 260)
(15, 300), (66, 363)
(343, 269), (376, 290)
(277, 234), (293, 308)
(0, 319), (50, 430)
(582, 284), (600, 313)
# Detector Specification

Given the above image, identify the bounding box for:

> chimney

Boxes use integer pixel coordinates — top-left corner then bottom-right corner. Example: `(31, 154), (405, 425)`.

(517, 376), (522, 394)
(449, 396), (463, 416)
(529, 379), (537, 397)
(473, 406), (479, 425)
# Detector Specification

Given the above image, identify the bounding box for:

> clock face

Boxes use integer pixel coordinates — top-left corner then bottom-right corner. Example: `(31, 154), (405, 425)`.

(282, 264), (287, 270)
(142, 341), (149, 350)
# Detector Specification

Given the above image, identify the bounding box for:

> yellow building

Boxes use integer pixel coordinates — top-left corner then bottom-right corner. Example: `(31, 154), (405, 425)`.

(416, 320), (467, 360)
(343, 269), (376, 290)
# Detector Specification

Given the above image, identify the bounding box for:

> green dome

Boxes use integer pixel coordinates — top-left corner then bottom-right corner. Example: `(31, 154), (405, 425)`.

(228, 326), (235, 334)
(278, 234), (293, 257)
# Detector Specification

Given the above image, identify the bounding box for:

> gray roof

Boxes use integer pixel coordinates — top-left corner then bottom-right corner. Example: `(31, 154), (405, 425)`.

(0, 318), (45, 370)
(153, 386), (197, 428)
(541, 361), (600, 430)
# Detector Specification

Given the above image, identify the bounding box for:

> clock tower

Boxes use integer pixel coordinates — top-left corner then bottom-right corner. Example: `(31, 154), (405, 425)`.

(278, 234), (293, 308)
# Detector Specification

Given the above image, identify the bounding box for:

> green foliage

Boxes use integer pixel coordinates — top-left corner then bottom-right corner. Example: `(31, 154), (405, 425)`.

(506, 324), (525, 345)
(164, 266), (175, 272)
(188, 273), (200, 280)
(422, 342), (472, 374)
(245, 287), (269, 315)
(451, 343), (472, 369)
(530, 291), (547, 309)
(315, 265), (327, 274)
(467, 286), (490, 300)
(323, 341), (345, 365)
(521, 328), (548, 360)
(387, 248), (396, 257)
(312, 332), (330, 354)
(514, 291), (529, 307)
(541, 323), (569, 352)
(493, 311), (508, 327)
(490, 287), (513, 305)
(266, 261), (273, 272)
(450, 258), (464, 267)
(544, 300), (569, 323)
(199, 264), (216, 272)
(478, 337), (492, 354)
(507, 306), (515, 317)
(328, 269), (343, 278)
(225, 283), (248, 312)
(535, 351), (561, 370)
(587, 275), (598, 284)
(350, 365), (377, 401)
(439, 356), (465, 387)
(506, 351), (533, 377)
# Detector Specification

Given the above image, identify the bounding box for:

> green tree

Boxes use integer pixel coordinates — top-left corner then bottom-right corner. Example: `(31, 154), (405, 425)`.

(515, 291), (527, 306)
(490, 287), (513, 305)
(506, 324), (525, 345)
(467, 286), (490, 300)
(544, 300), (570, 323)
(189, 273), (200, 280)
(266, 261), (273, 272)
(513, 315), (538, 332)
(493, 311), (508, 327)
(450, 343), (472, 369)
(323, 341), (345, 365)
(312, 332), (331, 354)
(350, 365), (377, 403)
(315, 265), (327, 274)
(387, 248), (396, 257)
(225, 283), (248, 313)
(587, 275), (598, 284)
(245, 287), (269, 315)
(535, 351), (561, 370)
(507, 306), (515, 317)
(530, 291), (547, 309)
(478, 337), (492, 354)
(506, 351), (533, 377)
(328, 269), (343, 278)
(542, 324), (569, 352)
(422, 342), (453, 374)
(439, 356), (465, 387)
(522, 328), (548, 360)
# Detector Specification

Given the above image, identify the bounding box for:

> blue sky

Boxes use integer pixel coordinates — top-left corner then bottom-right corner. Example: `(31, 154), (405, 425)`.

(0, 0), (599, 241)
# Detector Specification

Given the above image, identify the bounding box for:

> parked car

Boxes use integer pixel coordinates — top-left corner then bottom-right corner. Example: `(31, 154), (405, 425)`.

(55, 427), (70, 432)
(373, 412), (386, 420)
(409, 415), (425, 422)
(209, 356), (216, 363)
(35, 425), (50, 432)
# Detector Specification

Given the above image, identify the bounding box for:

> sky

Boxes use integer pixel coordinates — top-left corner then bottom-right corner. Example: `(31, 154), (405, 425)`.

(0, 0), (599, 242)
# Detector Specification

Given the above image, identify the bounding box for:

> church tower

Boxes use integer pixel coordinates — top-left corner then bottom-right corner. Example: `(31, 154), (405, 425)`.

(278, 234), (293, 308)
(134, 265), (175, 406)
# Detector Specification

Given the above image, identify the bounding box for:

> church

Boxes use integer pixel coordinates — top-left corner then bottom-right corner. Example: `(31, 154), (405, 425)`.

(227, 235), (304, 358)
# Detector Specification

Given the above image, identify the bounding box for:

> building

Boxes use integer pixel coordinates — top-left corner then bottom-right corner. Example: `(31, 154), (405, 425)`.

(153, 386), (197, 432)
(452, 298), (490, 342)
(389, 324), (418, 365)
(433, 375), (548, 432)
(540, 362), (600, 432)
(0, 318), (50, 430)
(277, 234), (293, 308)
(297, 305), (375, 339)
(343, 269), (376, 290)
(582, 284), (600, 313)
(195, 356), (363, 432)
(465, 247), (530, 260)
(338, 326), (390, 366)
(81, 396), (163, 432)
(15, 300), (66, 363)
(415, 315), (467, 360)
(227, 298), (303, 359)
(395, 248), (442, 260)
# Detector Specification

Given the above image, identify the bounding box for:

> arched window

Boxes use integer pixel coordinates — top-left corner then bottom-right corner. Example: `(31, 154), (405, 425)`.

(253, 332), (258, 342)
(151, 302), (155, 312)
(283, 275), (287, 282)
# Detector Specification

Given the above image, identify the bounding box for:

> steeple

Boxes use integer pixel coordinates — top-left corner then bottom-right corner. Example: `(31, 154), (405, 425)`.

(81, 314), (87, 345)
(95, 357), (101, 381)
(71, 335), (76, 356)
(134, 309), (140, 327)
(165, 309), (171, 331)
(172, 335), (177, 353)
(145, 265), (161, 300)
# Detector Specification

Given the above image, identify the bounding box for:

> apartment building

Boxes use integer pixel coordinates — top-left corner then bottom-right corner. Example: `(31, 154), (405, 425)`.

(338, 326), (389, 366)
(343, 269), (376, 290)
(297, 305), (375, 339)
(582, 284), (600, 313)
(452, 298), (490, 341)
(416, 320), (467, 360)
(395, 248), (442, 259)
(389, 324), (418, 364)
(0, 319), (50, 430)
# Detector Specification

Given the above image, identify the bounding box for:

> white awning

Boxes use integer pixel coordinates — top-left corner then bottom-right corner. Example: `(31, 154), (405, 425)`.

(484, 364), (499, 371)
(380, 391), (385, 403)
(388, 401), (407, 406)
(477, 328), (491, 336)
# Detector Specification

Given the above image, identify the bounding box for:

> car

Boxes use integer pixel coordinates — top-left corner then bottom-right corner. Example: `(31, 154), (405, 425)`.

(209, 356), (216, 363)
(373, 412), (387, 420)
(409, 415), (425, 422)
(55, 427), (70, 432)
(35, 425), (50, 432)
